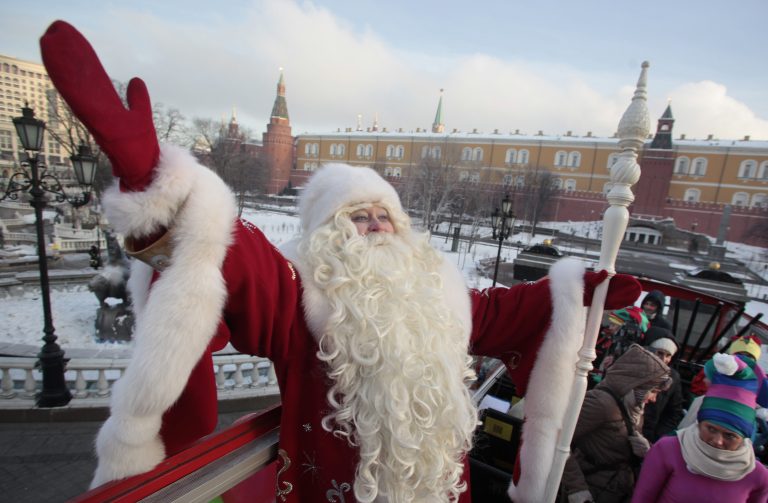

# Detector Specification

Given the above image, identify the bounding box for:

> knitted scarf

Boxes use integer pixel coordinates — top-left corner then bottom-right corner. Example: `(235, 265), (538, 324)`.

(677, 423), (755, 481)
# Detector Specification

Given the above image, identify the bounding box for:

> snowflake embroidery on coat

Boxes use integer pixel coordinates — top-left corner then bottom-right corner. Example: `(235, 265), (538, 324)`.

(326, 479), (351, 502)
(301, 451), (320, 480)
(302, 423), (312, 432)
(275, 449), (294, 501)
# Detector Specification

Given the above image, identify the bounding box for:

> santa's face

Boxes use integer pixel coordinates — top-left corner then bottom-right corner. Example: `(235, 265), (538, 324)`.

(349, 205), (395, 235)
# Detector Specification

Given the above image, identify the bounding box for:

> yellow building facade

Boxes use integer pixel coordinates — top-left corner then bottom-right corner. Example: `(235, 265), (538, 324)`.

(295, 131), (768, 208)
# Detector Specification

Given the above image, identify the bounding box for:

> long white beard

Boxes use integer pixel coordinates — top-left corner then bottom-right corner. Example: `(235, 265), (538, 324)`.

(302, 220), (477, 503)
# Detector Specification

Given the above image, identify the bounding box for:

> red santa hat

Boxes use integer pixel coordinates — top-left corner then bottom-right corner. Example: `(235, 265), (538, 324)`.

(298, 163), (403, 234)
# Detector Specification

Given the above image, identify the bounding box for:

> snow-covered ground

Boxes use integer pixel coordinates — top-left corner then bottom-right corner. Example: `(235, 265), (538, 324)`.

(1, 209), (765, 350)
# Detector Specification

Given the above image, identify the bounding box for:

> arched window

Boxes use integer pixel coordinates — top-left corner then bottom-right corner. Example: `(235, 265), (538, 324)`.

(330, 144), (337, 156)
(738, 160), (757, 178)
(386, 145), (395, 158)
(565, 179), (577, 191)
(505, 148), (517, 164)
(554, 150), (567, 167)
(312, 143), (319, 155)
(732, 192), (749, 206)
(567, 151), (581, 167)
(473, 147), (483, 162)
(692, 157), (707, 176)
(758, 161), (768, 180)
(674, 156), (690, 175)
(461, 147), (472, 161)
(553, 178), (563, 189)
(357, 144), (365, 158)
(305, 143), (312, 155)
(392, 167), (401, 178)
(432, 146), (441, 159)
(364, 144), (373, 157)
(518, 150), (529, 164)
(469, 172), (480, 183)
(338, 144), (345, 156)
(396, 145), (404, 159)
(515, 175), (525, 188)
(421, 146), (430, 159)
(684, 188), (700, 202)
(503, 174), (513, 185)
(751, 193), (767, 208)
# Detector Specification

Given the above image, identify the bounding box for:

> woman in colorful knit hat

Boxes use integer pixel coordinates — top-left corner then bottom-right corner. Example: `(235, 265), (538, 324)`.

(632, 353), (768, 502)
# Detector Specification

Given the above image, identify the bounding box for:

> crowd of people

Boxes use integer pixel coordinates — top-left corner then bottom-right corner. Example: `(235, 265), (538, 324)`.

(559, 290), (768, 503)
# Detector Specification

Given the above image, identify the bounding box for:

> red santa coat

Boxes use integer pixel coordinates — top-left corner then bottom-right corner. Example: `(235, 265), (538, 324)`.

(96, 145), (594, 502)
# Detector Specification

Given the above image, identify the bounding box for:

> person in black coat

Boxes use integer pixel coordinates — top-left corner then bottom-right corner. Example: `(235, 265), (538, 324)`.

(641, 290), (672, 331)
(642, 330), (684, 442)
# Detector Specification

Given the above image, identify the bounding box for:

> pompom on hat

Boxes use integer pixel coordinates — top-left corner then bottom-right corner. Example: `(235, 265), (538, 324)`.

(728, 335), (762, 362)
(699, 353), (759, 438)
(298, 163), (403, 235)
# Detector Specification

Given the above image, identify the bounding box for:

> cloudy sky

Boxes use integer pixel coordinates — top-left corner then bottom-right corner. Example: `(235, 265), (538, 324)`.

(1, 0), (766, 141)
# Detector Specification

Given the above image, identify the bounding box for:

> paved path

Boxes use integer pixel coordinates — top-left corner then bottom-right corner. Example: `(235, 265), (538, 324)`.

(0, 410), (266, 503)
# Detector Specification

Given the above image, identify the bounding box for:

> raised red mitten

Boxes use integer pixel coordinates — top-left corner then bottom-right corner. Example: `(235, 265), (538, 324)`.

(40, 20), (159, 191)
(584, 270), (642, 309)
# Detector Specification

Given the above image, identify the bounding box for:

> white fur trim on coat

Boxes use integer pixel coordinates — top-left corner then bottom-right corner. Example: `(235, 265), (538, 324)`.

(93, 144), (237, 485)
(507, 258), (587, 503)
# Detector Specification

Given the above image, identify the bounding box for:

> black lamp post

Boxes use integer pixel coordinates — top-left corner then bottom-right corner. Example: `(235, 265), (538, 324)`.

(3, 104), (97, 407)
(490, 194), (515, 287)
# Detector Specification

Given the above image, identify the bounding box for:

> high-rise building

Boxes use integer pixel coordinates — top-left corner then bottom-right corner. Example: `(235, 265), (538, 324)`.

(0, 54), (75, 179)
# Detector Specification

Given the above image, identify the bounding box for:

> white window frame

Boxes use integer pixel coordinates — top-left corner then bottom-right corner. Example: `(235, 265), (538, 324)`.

(684, 188), (701, 202)
(751, 193), (767, 208)
(674, 156), (690, 175)
(692, 157), (707, 176)
(565, 179), (577, 191)
(518, 150), (529, 164)
(461, 147), (472, 161)
(555, 150), (567, 167)
(505, 148), (517, 165)
(567, 151), (581, 168)
(732, 192), (749, 206)
(472, 147), (483, 162)
(738, 160), (756, 178)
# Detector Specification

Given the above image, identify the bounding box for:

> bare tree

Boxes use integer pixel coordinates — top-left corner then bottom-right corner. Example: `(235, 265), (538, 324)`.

(518, 166), (558, 237)
(188, 117), (267, 216)
(153, 104), (187, 146)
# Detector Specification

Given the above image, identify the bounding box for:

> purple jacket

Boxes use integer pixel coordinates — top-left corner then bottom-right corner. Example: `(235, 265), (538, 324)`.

(632, 435), (768, 503)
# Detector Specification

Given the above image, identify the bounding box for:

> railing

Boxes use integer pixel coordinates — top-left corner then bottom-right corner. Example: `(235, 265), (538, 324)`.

(0, 353), (279, 406)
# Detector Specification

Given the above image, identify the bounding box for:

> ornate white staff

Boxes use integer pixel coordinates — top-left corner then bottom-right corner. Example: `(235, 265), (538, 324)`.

(542, 61), (651, 502)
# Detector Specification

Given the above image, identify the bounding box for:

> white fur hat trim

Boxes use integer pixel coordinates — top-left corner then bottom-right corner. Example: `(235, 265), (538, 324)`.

(650, 337), (678, 357)
(298, 163), (402, 234)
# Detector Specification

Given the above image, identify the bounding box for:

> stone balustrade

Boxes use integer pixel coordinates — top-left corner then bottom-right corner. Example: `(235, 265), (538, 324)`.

(0, 353), (279, 407)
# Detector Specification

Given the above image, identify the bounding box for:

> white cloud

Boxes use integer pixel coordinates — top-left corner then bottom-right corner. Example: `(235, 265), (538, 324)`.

(4, 0), (766, 141)
(661, 81), (768, 140)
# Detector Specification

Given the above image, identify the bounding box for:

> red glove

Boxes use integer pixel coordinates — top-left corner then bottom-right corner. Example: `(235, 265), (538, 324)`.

(40, 21), (159, 192)
(584, 270), (641, 309)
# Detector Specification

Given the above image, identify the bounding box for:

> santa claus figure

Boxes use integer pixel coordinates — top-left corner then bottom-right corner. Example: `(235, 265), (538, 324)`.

(40, 21), (640, 502)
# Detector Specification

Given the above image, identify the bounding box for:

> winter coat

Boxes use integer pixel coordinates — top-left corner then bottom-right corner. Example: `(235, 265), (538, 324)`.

(643, 368), (684, 442)
(562, 345), (670, 503)
(642, 290), (671, 331)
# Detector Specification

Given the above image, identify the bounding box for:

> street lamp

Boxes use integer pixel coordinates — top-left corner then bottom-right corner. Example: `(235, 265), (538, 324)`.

(490, 194), (515, 287)
(2, 104), (97, 407)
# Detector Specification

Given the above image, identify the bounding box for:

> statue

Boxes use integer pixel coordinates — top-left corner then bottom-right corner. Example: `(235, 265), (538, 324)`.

(88, 231), (134, 341)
